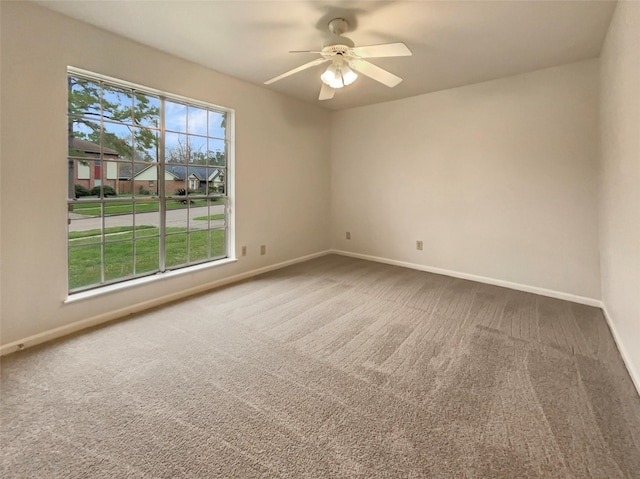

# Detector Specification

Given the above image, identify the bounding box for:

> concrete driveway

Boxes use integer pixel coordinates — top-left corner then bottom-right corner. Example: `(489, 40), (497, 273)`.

(69, 205), (225, 232)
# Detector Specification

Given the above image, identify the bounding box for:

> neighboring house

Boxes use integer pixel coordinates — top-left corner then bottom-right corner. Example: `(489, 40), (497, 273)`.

(120, 164), (225, 195)
(71, 137), (225, 196)
(120, 164), (181, 195)
(70, 137), (119, 192)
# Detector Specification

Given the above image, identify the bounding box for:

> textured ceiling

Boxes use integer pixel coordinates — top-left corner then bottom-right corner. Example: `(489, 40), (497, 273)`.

(36, 1), (616, 110)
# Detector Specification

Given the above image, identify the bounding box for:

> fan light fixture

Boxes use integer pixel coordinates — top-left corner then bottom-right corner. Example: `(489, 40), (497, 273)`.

(321, 62), (357, 89)
(263, 17), (412, 100)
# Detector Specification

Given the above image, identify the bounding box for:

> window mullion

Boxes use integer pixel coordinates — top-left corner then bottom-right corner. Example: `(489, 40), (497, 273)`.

(159, 97), (167, 272)
(100, 83), (106, 285)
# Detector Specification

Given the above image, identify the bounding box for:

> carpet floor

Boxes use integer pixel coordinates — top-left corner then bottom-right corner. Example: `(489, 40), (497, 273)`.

(2, 254), (640, 478)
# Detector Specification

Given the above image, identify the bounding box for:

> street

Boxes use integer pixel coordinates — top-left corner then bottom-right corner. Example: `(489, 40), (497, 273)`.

(69, 205), (225, 232)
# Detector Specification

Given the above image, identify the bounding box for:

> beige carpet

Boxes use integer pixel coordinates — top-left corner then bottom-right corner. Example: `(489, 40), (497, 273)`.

(2, 254), (640, 478)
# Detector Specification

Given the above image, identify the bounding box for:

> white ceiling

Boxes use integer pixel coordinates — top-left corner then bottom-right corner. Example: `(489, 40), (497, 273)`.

(36, 0), (616, 110)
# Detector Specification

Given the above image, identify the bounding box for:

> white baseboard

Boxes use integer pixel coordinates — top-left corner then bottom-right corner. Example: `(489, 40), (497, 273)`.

(331, 249), (601, 307)
(0, 250), (332, 356)
(600, 305), (640, 396)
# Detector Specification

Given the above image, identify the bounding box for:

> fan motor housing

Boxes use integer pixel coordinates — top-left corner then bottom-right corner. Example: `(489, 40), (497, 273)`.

(322, 37), (354, 54)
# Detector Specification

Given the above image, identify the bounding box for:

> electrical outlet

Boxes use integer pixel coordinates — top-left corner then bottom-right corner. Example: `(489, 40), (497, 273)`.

(260, 245), (266, 255)
(346, 232), (351, 240)
(416, 240), (423, 251)
(241, 246), (247, 256)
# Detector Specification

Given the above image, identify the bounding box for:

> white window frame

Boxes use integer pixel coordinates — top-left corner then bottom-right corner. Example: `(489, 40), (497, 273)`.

(67, 67), (235, 295)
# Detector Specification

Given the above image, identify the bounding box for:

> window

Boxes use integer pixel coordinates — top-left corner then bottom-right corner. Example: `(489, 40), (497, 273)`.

(67, 69), (232, 293)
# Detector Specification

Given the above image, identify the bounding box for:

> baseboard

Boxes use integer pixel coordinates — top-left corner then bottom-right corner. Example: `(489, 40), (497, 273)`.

(330, 249), (602, 307)
(600, 305), (640, 396)
(0, 249), (332, 356)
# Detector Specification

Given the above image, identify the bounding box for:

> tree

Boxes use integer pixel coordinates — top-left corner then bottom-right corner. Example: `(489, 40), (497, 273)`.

(165, 137), (225, 166)
(68, 76), (160, 162)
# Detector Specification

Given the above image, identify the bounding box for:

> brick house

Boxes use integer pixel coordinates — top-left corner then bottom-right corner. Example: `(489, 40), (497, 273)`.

(71, 137), (120, 193)
(121, 165), (224, 195)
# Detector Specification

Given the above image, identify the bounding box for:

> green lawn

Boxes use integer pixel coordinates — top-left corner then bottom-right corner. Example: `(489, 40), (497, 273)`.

(193, 214), (225, 221)
(70, 198), (223, 216)
(68, 225), (155, 241)
(68, 227), (226, 290)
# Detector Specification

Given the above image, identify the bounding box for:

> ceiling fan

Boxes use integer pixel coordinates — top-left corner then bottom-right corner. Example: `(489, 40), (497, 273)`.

(264, 18), (412, 101)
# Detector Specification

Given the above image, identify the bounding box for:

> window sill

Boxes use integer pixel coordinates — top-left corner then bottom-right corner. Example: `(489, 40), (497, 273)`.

(64, 257), (238, 304)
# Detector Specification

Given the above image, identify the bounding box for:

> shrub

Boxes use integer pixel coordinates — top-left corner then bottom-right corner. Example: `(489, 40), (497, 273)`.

(174, 187), (193, 204)
(90, 185), (117, 197)
(138, 185), (151, 195)
(74, 184), (91, 198)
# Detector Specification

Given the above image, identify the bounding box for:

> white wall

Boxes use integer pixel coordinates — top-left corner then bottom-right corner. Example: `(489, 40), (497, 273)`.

(599, 1), (640, 386)
(331, 60), (601, 300)
(0, 2), (331, 347)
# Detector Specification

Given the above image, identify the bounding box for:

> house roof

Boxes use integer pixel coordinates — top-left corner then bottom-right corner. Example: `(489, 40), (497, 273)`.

(165, 165), (223, 181)
(71, 137), (119, 157)
(118, 162), (152, 180)
(126, 164), (223, 181)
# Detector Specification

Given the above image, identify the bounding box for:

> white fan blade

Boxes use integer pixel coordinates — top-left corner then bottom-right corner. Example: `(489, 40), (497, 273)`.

(264, 57), (329, 85)
(319, 83), (335, 101)
(349, 59), (403, 88)
(349, 42), (412, 58)
(289, 50), (323, 54)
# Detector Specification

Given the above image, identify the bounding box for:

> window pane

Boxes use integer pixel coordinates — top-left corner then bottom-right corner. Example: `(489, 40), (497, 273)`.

(189, 202), (214, 229)
(165, 132), (188, 164)
(69, 159), (92, 198)
(134, 93), (160, 128)
(68, 77), (101, 118)
(207, 138), (226, 166)
(188, 105), (207, 136)
(102, 85), (133, 124)
(69, 245), (102, 290)
(117, 162), (134, 192)
(135, 201), (160, 236)
(188, 136), (207, 164)
(208, 111), (225, 139)
(165, 175), (186, 195)
(135, 238), (159, 274)
(207, 167), (226, 195)
(105, 211), (133, 242)
(69, 119), (100, 158)
(105, 241), (134, 281)
(94, 180), (117, 199)
(189, 230), (209, 262)
(103, 121), (133, 161)
(131, 162), (158, 196)
(187, 166), (205, 195)
(166, 199), (189, 230)
(190, 200), (226, 228)
(136, 226), (159, 239)
(211, 203), (226, 228)
(210, 229), (226, 258)
(165, 233), (188, 268)
(165, 101), (187, 132)
(68, 209), (102, 246)
(133, 128), (159, 163)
